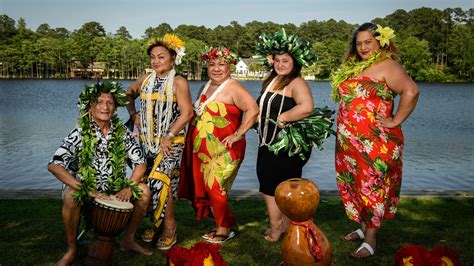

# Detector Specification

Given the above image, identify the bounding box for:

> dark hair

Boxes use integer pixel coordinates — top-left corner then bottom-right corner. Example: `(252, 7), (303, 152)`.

(344, 22), (398, 62)
(261, 54), (302, 94)
(147, 43), (177, 58)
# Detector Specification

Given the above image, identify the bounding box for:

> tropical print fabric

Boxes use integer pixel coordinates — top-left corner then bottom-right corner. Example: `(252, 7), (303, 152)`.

(336, 76), (404, 228)
(50, 119), (145, 192)
(190, 95), (245, 227)
(139, 76), (184, 228)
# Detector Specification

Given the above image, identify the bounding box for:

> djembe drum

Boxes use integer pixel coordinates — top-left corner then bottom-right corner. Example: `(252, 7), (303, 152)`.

(85, 197), (134, 265)
(275, 178), (332, 266)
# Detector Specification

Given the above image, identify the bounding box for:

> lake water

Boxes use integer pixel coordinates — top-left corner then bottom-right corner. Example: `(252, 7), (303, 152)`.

(0, 79), (473, 191)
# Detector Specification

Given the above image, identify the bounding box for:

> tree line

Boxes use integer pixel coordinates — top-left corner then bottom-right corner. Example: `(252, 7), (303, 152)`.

(0, 7), (472, 81)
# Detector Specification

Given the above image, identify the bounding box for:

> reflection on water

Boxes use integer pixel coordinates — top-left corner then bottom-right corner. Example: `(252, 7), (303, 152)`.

(0, 80), (473, 190)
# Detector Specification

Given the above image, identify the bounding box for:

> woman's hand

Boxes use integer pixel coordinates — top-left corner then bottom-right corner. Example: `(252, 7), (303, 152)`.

(114, 187), (132, 202)
(377, 116), (399, 128)
(276, 117), (288, 128)
(160, 135), (173, 156)
(222, 132), (243, 148)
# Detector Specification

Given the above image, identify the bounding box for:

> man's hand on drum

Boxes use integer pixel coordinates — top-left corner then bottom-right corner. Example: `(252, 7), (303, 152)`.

(91, 190), (110, 200)
(114, 187), (132, 202)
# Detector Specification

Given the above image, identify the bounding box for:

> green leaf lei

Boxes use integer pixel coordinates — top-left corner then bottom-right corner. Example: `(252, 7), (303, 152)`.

(268, 107), (335, 160)
(72, 82), (142, 205)
(330, 51), (395, 102)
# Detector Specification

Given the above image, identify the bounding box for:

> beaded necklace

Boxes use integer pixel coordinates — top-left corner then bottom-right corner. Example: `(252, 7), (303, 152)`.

(258, 77), (287, 147)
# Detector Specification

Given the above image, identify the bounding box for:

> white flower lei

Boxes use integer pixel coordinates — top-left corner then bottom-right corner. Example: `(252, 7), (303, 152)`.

(194, 78), (230, 116)
(140, 69), (175, 154)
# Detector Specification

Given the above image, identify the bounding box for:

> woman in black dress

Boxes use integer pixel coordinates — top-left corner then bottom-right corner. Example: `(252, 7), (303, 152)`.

(255, 29), (315, 241)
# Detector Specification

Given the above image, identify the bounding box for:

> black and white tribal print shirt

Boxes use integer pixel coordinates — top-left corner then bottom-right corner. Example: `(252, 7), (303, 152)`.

(49, 120), (145, 192)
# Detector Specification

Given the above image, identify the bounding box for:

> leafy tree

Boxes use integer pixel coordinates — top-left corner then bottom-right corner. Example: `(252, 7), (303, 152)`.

(115, 26), (132, 39)
(0, 14), (17, 45)
(175, 25), (210, 41)
(36, 23), (56, 37)
(54, 27), (70, 39)
(312, 39), (347, 79)
(447, 24), (473, 79)
(72, 21), (106, 70)
(143, 23), (173, 39)
(181, 38), (206, 80)
(397, 36), (432, 80)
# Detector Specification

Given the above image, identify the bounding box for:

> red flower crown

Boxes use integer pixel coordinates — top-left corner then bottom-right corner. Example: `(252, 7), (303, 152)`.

(199, 46), (238, 64)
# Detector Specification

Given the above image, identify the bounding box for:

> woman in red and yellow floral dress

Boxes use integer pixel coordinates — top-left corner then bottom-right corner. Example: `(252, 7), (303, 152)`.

(332, 23), (419, 259)
(179, 47), (258, 244)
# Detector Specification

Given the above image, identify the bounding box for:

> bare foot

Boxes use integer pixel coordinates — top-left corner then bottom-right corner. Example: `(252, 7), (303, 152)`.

(264, 228), (282, 242)
(121, 240), (153, 256)
(55, 249), (76, 266)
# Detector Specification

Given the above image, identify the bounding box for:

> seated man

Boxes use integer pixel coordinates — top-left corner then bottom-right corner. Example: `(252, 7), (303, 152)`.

(48, 82), (152, 266)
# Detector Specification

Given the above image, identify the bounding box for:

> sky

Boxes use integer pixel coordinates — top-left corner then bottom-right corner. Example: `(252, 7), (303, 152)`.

(2, 0), (473, 38)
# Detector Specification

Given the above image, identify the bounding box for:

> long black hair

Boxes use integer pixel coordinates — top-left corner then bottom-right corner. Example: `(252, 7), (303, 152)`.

(344, 22), (398, 62)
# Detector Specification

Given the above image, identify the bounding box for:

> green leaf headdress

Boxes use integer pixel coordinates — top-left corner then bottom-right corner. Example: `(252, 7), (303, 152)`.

(78, 81), (128, 114)
(255, 28), (315, 67)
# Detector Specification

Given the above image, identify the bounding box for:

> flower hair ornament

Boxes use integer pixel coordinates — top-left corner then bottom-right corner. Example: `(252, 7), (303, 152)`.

(255, 28), (315, 67)
(148, 33), (186, 65)
(375, 25), (395, 47)
(199, 46), (238, 64)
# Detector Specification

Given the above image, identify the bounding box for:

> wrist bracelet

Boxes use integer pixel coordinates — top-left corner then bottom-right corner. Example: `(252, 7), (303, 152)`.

(166, 130), (175, 138)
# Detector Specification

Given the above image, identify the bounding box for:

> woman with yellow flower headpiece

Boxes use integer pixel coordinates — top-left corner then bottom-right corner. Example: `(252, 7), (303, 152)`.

(126, 33), (194, 251)
(331, 22), (420, 259)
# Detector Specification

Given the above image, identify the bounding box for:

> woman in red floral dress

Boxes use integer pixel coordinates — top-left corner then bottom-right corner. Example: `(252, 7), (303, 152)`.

(179, 47), (258, 244)
(332, 23), (419, 259)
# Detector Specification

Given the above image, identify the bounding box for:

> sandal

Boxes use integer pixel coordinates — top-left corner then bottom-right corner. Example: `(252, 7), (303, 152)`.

(156, 233), (177, 251)
(350, 242), (375, 259)
(141, 228), (155, 243)
(201, 229), (217, 240)
(206, 230), (236, 244)
(342, 229), (365, 241)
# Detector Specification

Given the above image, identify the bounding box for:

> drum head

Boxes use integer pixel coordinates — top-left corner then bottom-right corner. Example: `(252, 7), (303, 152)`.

(94, 197), (134, 210)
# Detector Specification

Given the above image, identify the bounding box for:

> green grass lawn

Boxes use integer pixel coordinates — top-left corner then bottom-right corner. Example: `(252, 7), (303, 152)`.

(1, 197), (473, 265)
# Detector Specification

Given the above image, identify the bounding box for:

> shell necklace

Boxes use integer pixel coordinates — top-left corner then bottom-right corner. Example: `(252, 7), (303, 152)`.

(194, 78), (230, 116)
(141, 69), (175, 154)
(258, 77), (286, 147)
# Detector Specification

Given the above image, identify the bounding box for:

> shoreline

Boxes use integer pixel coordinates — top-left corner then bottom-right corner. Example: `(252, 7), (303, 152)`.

(0, 189), (472, 200)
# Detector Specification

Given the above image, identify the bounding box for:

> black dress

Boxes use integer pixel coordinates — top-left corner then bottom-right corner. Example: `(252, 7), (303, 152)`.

(256, 92), (311, 196)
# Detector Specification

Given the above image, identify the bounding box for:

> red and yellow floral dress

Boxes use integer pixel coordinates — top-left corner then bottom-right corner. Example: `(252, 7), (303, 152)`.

(184, 95), (246, 227)
(336, 76), (404, 228)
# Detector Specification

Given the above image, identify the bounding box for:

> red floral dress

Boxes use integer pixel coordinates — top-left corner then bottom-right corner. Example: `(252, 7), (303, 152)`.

(181, 96), (245, 227)
(336, 76), (404, 228)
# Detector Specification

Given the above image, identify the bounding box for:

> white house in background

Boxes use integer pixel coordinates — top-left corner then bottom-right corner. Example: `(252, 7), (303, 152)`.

(235, 58), (267, 78)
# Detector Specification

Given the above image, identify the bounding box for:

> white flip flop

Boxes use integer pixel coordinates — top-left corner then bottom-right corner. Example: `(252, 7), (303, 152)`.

(342, 228), (365, 241)
(351, 242), (375, 259)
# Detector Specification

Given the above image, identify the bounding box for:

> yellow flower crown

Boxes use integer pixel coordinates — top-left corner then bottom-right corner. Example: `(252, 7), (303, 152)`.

(375, 25), (395, 47)
(148, 33), (186, 65)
